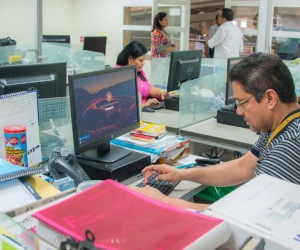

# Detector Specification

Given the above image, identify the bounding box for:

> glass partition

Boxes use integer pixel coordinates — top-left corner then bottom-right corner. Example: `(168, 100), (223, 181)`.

(38, 96), (73, 160)
(0, 43), (106, 74)
(150, 57), (227, 89)
(178, 63), (227, 130)
(150, 57), (170, 88)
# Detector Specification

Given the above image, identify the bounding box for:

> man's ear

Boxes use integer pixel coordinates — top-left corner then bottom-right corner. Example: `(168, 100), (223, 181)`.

(265, 89), (278, 108)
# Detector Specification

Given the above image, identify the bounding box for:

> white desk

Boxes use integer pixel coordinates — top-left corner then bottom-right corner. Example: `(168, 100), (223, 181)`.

(143, 109), (259, 154)
(180, 117), (259, 154)
(141, 109), (179, 134)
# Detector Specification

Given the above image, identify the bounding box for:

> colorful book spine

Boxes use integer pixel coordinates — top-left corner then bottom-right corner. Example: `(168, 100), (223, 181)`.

(132, 121), (166, 136)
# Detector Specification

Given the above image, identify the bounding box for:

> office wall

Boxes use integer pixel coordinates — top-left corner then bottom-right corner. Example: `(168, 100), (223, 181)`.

(0, 0), (122, 66)
(71, 0), (122, 66)
(0, 0), (35, 44)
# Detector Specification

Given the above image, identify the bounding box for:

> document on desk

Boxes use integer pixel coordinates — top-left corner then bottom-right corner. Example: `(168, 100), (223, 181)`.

(205, 174), (300, 249)
(0, 176), (60, 213)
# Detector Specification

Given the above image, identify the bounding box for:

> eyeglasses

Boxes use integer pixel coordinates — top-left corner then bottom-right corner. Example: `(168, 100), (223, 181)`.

(235, 96), (253, 109)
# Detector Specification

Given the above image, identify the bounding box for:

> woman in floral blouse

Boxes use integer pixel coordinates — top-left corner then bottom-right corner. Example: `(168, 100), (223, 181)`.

(151, 12), (175, 59)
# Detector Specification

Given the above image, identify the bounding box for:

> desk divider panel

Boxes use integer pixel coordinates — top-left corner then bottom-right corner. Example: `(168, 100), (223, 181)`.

(178, 60), (227, 131)
(150, 57), (170, 89)
(38, 96), (73, 159)
(0, 43), (106, 74)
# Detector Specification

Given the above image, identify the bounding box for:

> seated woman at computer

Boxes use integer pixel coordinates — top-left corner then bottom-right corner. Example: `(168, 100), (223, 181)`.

(151, 12), (175, 59)
(115, 41), (173, 108)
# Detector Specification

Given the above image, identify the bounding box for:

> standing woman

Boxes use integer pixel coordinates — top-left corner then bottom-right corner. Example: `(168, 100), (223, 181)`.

(116, 41), (172, 107)
(151, 12), (175, 59)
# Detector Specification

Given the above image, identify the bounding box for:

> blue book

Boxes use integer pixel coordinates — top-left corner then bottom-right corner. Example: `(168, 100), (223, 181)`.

(0, 158), (47, 182)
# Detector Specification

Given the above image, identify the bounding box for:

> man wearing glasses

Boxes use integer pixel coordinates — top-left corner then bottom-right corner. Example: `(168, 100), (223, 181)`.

(203, 8), (244, 59)
(132, 53), (300, 211)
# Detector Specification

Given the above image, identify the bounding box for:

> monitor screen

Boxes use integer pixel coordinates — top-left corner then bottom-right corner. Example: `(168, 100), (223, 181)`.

(83, 36), (107, 55)
(0, 61), (67, 98)
(225, 57), (243, 105)
(43, 35), (70, 45)
(167, 50), (202, 92)
(68, 65), (140, 163)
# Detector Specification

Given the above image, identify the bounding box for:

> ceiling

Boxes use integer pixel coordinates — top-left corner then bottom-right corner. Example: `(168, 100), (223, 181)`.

(190, 0), (224, 15)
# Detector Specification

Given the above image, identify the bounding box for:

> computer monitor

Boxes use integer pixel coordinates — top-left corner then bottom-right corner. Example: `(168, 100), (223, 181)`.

(0, 61), (67, 98)
(83, 36), (107, 55)
(43, 35), (71, 45)
(68, 65), (140, 163)
(225, 57), (243, 105)
(167, 50), (202, 92)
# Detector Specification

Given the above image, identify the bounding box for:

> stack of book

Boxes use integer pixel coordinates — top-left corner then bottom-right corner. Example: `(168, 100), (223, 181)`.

(130, 121), (167, 142)
(111, 121), (190, 163)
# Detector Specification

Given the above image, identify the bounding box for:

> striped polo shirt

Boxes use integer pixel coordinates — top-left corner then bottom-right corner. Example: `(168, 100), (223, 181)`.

(251, 111), (300, 185)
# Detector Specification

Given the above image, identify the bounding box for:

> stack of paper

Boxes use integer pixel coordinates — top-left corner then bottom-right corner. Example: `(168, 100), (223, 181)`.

(205, 174), (300, 250)
(111, 133), (190, 163)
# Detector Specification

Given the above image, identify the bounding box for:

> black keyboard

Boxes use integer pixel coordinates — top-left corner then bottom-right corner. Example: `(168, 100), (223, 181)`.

(136, 173), (179, 195)
(150, 101), (165, 110)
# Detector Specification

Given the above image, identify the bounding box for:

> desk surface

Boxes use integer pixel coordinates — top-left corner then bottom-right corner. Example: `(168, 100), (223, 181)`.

(141, 109), (179, 134)
(180, 118), (259, 154)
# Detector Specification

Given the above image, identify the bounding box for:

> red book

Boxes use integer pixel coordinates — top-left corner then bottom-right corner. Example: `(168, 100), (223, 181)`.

(33, 180), (230, 249)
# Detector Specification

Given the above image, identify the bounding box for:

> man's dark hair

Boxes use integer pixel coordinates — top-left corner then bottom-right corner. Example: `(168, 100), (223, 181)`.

(152, 12), (167, 32)
(228, 52), (296, 103)
(221, 8), (234, 21)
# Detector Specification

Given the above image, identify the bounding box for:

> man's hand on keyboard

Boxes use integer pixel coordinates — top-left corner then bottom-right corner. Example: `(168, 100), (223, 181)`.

(142, 164), (181, 184)
(131, 185), (168, 201)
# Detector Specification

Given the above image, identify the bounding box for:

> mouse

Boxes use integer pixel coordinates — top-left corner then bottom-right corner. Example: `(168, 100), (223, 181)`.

(142, 106), (155, 113)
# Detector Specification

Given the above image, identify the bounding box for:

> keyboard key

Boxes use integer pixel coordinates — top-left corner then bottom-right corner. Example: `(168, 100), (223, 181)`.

(136, 173), (179, 196)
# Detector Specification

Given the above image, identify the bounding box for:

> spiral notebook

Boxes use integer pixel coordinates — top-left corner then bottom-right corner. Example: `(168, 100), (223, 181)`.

(0, 157), (47, 182)
(33, 180), (230, 250)
(0, 90), (42, 167)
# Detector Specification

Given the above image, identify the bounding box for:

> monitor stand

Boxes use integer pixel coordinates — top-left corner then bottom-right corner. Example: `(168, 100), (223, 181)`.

(76, 143), (131, 163)
(165, 94), (180, 111)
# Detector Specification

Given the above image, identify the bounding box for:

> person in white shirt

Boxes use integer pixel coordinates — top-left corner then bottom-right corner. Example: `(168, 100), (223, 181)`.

(207, 14), (220, 58)
(204, 8), (244, 59)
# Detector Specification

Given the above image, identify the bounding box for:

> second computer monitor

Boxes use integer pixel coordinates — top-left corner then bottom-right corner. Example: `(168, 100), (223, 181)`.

(83, 36), (107, 55)
(68, 65), (140, 163)
(167, 50), (202, 92)
(225, 57), (243, 105)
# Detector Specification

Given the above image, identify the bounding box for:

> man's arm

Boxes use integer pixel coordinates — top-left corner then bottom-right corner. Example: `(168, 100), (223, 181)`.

(207, 27), (226, 49)
(143, 151), (258, 187)
(181, 151), (258, 186)
(131, 185), (210, 210)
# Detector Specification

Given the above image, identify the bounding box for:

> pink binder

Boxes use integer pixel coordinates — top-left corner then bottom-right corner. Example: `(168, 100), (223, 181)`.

(33, 180), (227, 249)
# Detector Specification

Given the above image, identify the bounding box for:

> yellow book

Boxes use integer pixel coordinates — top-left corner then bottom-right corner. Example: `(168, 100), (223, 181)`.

(25, 175), (60, 199)
(132, 121), (166, 136)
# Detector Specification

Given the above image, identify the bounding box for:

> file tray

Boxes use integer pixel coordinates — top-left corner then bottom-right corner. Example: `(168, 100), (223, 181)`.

(157, 142), (190, 165)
